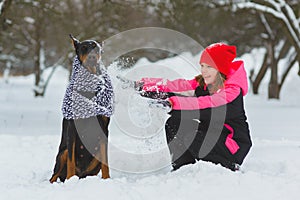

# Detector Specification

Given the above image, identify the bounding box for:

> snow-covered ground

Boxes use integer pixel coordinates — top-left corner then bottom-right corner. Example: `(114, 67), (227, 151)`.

(0, 51), (300, 200)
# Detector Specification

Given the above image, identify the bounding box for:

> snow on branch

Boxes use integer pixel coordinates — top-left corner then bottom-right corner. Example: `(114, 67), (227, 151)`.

(0, 0), (5, 16)
(233, 2), (283, 19)
(277, 0), (300, 33)
(265, 0), (281, 11)
(231, 0), (300, 52)
(259, 12), (275, 40)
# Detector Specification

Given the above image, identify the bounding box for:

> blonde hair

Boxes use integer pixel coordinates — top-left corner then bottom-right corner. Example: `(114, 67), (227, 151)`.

(195, 72), (226, 94)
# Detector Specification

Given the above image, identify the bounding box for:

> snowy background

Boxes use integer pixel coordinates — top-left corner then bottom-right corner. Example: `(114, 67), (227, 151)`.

(0, 50), (300, 200)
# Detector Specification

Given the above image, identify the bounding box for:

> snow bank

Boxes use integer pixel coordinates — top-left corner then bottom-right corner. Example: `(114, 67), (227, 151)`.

(0, 51), (299, 200)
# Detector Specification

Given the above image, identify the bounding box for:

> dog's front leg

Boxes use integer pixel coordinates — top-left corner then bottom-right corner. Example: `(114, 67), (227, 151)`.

(49, 150), (68, 183)
(66, 140), (76, 179)
(100, 141), (110, 179)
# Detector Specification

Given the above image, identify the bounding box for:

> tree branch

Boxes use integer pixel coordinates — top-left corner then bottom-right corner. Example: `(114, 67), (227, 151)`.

(259, 12), (275, 40)
(279, 52), (297, 92)
(233, 1), (300, 52)
(233, 2), (283, 19)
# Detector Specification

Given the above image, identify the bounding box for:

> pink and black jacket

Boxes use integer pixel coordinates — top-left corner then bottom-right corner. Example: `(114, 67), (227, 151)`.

(139, 61), (252, 165)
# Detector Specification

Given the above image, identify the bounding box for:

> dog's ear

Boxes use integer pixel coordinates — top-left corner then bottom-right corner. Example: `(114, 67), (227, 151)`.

(100, 41), (104, 53)
(69, 34), (80, 49)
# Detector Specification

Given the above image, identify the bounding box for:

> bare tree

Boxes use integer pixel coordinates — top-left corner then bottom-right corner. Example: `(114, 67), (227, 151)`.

(213, 0), (300, 99)
(17, 0), (63, 96)
(0, 0), (13, 81)
(0, 0), (12, 30)
(1, 0), (162, 97)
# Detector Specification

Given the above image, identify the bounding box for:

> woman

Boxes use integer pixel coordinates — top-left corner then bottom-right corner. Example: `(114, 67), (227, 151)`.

(118, 43), (252, 171)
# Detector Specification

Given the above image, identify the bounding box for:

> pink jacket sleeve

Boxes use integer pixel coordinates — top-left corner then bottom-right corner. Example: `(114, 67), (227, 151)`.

(168, 83), (241, 110)
(141, 78), (199, 92)
(169, 61), (248, 110)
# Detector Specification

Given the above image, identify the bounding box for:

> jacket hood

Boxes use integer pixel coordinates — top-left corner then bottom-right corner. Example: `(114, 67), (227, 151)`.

(225, 60), (248, 96)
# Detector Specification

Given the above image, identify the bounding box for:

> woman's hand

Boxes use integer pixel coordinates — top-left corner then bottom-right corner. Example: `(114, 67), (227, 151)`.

(116, 75), (143, 90)
(116, 75), (135, 89)
(147, 99), (172, 112)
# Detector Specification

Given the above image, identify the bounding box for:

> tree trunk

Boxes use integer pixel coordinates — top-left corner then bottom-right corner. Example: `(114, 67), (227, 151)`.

(279, 53), (297, 93)
(34, 39), (41, 97)
(0, 0), (13, 30)
(297, 55), (300, 77)
(34, 15), (42, 97)
(268, 41), (279, 99)
(252, 50), (269, 94)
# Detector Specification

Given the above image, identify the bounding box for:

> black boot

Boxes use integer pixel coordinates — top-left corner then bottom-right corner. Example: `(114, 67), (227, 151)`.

(171, 150), (196, 171)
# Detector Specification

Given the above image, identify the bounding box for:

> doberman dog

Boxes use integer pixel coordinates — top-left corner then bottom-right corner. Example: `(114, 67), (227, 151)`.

(49, 34), (112, 183)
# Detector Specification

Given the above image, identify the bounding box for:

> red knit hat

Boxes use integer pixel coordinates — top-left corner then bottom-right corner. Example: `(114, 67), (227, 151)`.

(200, 43), (237, 76)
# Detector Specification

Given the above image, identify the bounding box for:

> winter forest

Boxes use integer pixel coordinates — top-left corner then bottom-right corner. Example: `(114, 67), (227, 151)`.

(1, 0), (300, 200)
(1, 0), (300, 98)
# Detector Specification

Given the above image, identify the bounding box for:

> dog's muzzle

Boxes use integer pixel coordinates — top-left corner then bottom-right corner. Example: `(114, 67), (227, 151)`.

(85, 51), (100, 66)
(83, 51), (102, 75)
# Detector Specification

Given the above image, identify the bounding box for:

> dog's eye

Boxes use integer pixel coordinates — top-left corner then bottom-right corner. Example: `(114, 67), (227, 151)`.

(95, 49), (100, 54)
(81, 45), (87, 52)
